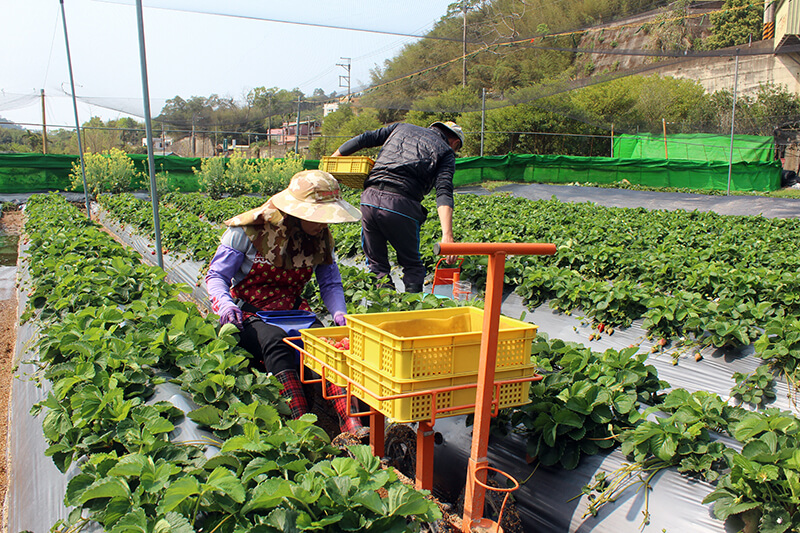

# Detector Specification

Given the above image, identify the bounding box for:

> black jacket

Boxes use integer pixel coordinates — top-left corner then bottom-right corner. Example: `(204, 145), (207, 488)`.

(337, 123), (455, 208)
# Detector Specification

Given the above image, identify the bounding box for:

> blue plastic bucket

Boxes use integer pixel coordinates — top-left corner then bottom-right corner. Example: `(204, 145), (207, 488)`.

(256, 309), (318, 336)
(256, 310), (318, 365)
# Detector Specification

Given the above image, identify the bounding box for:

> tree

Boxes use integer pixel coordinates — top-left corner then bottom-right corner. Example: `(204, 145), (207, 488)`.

(703, 0), (764, 49)
(307, 107), (381, 159)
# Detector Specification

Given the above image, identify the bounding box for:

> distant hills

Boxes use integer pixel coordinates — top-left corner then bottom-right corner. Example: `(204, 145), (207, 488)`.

(0, 118), (22, 131)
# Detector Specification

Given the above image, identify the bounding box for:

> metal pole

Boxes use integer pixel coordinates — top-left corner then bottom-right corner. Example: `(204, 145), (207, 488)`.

(337, 57), (351, 101)
(480, 88), (486, 157)
(662, 118), (668, 159)
(60, 0), (91, 219)
(135, 0), (163, 269)
(727, 50), (740, 196)
(294, 95), (301, 154)
(41, 89), (48, 154)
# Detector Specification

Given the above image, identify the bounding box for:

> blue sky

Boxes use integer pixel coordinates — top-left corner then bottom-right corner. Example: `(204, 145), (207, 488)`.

(1, 0), (455, 129)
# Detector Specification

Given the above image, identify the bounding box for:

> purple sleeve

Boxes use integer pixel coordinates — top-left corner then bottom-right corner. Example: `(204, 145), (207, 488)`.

(315, 262), (347, 320)
(205, 244), (245, 313)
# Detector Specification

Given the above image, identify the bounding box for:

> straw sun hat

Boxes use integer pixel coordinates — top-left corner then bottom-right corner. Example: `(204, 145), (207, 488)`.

(271, 170), (361, 224)
(226, 169), (361, 227)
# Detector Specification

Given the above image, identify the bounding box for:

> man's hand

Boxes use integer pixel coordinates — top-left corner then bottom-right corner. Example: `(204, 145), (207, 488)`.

(331, 149), (342, 157)
(439, 234), (458, 264)
(219, 304), (243, 329)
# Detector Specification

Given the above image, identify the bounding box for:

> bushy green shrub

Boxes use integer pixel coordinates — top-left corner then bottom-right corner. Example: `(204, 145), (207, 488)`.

(194, 156), (229, 199)
(194, 154), (305, 199)
(69, 148), (140, 198)
(249, 152), (304, 196)
(220, 155), (254, 198)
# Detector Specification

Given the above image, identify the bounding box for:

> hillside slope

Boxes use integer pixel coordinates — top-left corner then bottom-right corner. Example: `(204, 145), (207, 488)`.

(573, 1), (720, 75)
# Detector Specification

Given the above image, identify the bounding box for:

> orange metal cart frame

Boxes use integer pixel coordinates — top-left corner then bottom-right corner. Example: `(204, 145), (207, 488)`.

(435, 242), (556, 532)
(284, 240), (556, 532)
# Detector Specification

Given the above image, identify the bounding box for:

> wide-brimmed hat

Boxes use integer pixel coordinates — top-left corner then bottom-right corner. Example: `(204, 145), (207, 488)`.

(270, 170), (361, 224)
(430, 121), (465, 149)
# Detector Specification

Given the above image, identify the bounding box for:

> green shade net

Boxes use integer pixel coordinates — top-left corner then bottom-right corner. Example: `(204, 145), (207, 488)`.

(0, 152), (782, 194)
(0, 153), (204, 193)
(453, 154), (781, 192)
(612, 133), (775, 163)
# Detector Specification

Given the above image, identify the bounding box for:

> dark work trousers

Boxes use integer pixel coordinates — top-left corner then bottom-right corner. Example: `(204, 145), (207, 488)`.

(360, 186), (428, 287)
(237, 301), (323, 375)
(236, 303), (371, 421)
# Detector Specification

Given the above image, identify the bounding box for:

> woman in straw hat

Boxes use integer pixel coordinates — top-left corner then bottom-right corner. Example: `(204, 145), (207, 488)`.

(205, 169), (364, 435)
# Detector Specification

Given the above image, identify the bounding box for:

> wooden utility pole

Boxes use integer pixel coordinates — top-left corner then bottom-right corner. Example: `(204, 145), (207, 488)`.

(610, 123), (614, 158)
(268, 95), (272, 158)
(294, 95), (301, 154)
(41, 89), (47, 154)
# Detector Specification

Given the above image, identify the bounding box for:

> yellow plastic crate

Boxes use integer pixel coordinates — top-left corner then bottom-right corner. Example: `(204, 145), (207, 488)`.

(299, 326), (351, 386)
(319, 156), (374, 189)
(345, 307), (537, 381)
(347, 356), (534, 423)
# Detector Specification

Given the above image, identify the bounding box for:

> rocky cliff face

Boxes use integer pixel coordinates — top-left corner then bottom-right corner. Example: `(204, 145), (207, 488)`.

(573, 1), (721, 77)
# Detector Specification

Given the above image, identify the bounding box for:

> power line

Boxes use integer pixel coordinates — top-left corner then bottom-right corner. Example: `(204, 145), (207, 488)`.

(95, 0), (468, 44)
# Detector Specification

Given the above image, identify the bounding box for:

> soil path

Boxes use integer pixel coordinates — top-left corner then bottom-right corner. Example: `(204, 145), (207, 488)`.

(0, 209), (22, 533)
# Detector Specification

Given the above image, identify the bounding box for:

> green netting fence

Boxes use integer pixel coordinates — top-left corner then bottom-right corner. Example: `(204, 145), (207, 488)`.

(0, 151), (782, 194)
(0, 153), (205, 193)
(450, 154), (781, 192)
(612, 133), (775, 163)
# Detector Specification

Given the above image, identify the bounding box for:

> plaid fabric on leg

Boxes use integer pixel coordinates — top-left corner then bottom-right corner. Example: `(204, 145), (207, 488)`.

(326, 381), (364, 434)
(275, 370), (308, 419)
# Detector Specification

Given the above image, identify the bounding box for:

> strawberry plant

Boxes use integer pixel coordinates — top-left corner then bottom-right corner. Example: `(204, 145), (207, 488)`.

(732, 366), (777, 407)
(683, 298), (777, 349)
(704, 411), (800, 531)
(98, 193), (223, 263)
(513, 337), (665, 469)
(754, 315), (800, 390)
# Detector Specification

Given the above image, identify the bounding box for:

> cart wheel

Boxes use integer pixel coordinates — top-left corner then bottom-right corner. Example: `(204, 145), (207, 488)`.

(452, 476), (524, 533)
(384, 423), (417, 478)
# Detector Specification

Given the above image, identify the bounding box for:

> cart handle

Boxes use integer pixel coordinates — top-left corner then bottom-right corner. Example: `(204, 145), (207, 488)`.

(434, 256), (463, 269)
(435, 242), (556, 256)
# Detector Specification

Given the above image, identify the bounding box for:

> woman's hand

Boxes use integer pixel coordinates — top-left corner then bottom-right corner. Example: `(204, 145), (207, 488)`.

(219, 304), (243, 329)
(334, 311), (347, 326)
